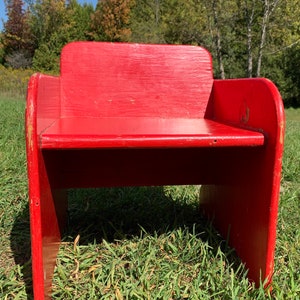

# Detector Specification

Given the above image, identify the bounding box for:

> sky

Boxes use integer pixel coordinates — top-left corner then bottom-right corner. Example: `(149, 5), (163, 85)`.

(0, 0), (98, 32)
(0, 1), (6, 31)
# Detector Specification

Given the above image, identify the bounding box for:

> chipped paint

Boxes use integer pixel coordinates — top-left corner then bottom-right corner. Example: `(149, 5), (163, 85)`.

(279, 121), (285, 144)
(241, 105), (250, 124)
(27, 122), (34, 152)
(26, 101), (36, 152)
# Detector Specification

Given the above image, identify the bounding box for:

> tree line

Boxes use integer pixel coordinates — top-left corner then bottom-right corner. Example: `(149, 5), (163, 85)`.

(1, 0), (300, 107)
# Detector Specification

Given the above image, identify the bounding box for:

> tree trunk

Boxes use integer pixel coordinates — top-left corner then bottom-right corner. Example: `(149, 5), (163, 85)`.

(154, 0), (160, 26)
(245, 0), (255, 77)
(256, 0), (280, 77)
(212, 0), (225, 79)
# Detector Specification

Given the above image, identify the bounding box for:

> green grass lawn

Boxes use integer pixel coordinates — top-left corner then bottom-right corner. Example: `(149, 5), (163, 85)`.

(0, 98), (299, 299)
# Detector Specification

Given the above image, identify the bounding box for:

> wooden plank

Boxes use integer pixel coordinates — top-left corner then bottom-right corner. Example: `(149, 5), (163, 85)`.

(60, 42), (213, 118)
(40, 117), (264, 149)
(26, 74), (67, 300)
(201, 78), (285, 287)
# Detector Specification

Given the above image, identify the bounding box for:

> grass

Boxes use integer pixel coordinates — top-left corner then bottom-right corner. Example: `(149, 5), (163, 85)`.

(0, 98), (299, 299)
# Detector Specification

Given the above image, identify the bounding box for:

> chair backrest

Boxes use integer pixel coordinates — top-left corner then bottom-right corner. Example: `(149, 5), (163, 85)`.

(60, 42), (213, 118)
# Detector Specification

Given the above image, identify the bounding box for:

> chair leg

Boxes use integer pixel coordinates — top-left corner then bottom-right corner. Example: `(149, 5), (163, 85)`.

(29, 152), (67, 299)
(200, 146), (281, 287)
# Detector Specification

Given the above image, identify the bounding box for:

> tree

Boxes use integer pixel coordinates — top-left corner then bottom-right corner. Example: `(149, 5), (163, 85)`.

(283, 45), (300, 107)
(162, 0), (207, 46)
(243, 0), (256, 77)
(29, 0), (70, 48)
(3, 0), (33, 68)
(30, 0), (94, 72)
(90, 0), (134, 42)
(130, 0), (165, 43)
(68, 0), (94, 41)
(29, 0), (70, 71)
(256, 0), (280, 77)
(205, 0), (225, 78)
(0, 35), (5, 64)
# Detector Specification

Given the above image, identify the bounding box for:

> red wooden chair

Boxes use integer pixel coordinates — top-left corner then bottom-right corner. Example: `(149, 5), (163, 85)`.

(25, 42), (285, 299)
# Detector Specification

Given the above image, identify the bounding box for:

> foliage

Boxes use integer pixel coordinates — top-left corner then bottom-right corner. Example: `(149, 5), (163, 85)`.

(1, 0), (300, 106)
(3, 0), (25, 51)
(162, 0), (208, 46)
(68, 0), (94, 41)
(0, 35), (5, 64)
(130, 0), (165, 43)
(281, 45), (300, 107)
(2, 0), (34, 68)
(90, 0), (135, 42)
(29, 0), (94, 72)
(0, 64), (32, 98)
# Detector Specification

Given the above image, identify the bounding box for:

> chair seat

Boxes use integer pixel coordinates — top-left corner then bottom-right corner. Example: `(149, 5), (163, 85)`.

(40, 117), (264, 149)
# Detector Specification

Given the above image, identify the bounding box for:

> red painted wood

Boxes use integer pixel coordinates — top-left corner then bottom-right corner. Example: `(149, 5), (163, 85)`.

(26, 74), (45, 299)
(26, 74), (67, 300)
(42, 147), (262, 189)
(60, 42), (213, 118)
(25, 42), (285, 298)
(40, 117), (264, 149)
(201, 78), (285, 287)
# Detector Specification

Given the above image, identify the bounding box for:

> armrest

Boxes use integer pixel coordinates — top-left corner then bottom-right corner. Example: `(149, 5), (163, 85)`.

(36, 74), (61, 133)
(209, 78), (285, 147)
(202, 79), (285, 287)
(26, 73), (60, 152)
(26, 73), (61, 134)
